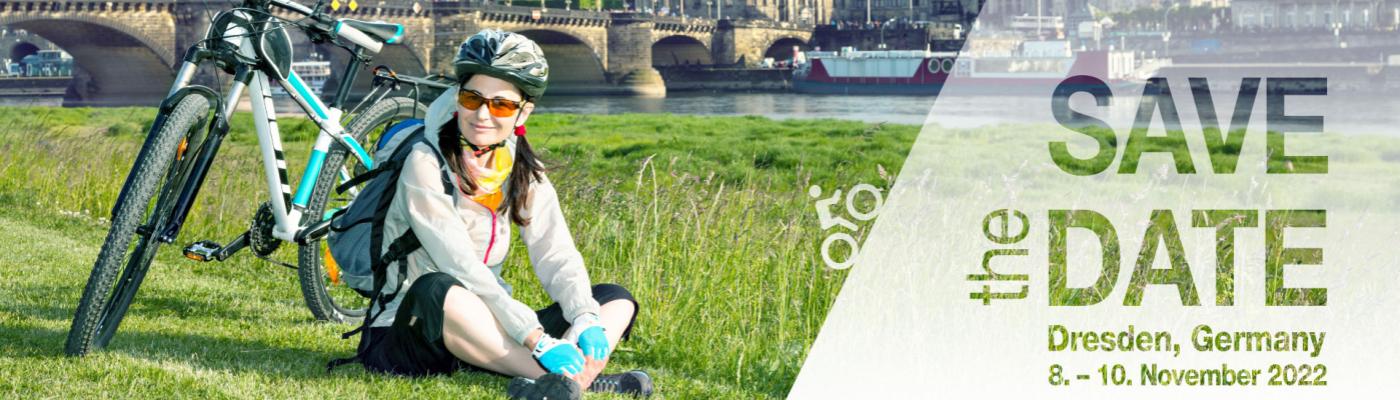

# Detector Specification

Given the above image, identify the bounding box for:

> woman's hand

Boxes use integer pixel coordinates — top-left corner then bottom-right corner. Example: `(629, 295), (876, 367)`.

(529, 334), (585, 377)
(564, 314), (610, 388)
(573, 355), (607, 388)
(564, 313), (610, 360)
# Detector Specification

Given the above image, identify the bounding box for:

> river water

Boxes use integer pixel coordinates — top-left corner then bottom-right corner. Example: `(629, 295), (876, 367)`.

(538, 91), (1400, 136)
(536, 92), (940, 125)
(7, 90), (1398, 136)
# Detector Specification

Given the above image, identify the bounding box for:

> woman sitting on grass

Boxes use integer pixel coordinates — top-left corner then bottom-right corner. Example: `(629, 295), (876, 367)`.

(355, 29), (651, 400)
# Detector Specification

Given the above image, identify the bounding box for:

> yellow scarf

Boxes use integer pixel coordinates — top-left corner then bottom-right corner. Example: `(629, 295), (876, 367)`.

(463, 146), (513, 211)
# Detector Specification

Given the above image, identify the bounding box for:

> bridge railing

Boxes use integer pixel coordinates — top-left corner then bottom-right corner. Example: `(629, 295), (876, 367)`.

(652, 14), (714, 24)
(434, 2), (612, 23)
(728, 17), (812, 31)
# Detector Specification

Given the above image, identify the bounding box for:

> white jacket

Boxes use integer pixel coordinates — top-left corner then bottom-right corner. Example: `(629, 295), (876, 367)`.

(371, 86), (600, 346)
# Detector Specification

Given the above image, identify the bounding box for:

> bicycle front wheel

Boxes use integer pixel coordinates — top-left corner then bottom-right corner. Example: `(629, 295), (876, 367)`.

(297, 96), (428, 323)
(65, 95), (212, 355)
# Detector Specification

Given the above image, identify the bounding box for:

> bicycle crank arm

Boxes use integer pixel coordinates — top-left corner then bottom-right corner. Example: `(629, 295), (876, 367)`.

(293, 218), (334, 245)
(183, 231), (249, 263)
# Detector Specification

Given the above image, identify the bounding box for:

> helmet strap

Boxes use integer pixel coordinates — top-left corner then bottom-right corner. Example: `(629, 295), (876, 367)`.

(466, 141), (505, 158)
(455, 108), (525, 157)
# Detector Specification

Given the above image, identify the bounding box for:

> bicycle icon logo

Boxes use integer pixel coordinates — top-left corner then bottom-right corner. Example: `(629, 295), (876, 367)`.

(809, 183), (884, 270)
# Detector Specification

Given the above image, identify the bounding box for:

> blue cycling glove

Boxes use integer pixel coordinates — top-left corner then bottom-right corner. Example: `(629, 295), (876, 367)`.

(531, 334), (585, 376)
(565, 313), (611, 360)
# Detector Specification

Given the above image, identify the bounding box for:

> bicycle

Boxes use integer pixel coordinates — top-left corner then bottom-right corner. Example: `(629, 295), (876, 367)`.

(64, 0), (453, 356)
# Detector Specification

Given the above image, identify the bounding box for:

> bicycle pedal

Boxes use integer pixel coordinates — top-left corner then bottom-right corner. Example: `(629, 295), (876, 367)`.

(183, 240), (222, 262)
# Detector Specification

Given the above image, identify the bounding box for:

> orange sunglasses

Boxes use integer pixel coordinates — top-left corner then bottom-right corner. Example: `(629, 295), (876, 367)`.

(457, 89), (525, 118)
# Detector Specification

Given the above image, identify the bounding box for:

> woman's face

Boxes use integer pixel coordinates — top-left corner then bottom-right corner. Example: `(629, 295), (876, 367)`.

(456, 74), (534, 149)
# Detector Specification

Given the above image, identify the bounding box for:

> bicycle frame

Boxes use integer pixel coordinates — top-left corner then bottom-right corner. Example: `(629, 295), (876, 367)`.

(150, 0), (381, 246)
(255, 61), (374, 242)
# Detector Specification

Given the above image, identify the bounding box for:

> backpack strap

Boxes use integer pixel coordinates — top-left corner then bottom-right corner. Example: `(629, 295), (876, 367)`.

(338, 232), (420, 338)
(334, 161), (397, 195)
(325, 231), (420, 371)
(400, 125), (457, 203)
(425, 137), (456, 204)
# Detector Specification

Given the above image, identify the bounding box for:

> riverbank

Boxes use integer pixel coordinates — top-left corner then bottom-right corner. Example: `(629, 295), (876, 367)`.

(657, 67), (794, 92)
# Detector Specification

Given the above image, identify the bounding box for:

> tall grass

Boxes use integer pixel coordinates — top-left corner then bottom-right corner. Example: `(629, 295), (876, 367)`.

(0, 106), (916, 398)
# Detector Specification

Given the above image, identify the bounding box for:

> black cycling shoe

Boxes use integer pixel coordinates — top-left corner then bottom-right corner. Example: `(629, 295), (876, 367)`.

(588, 370), (654, 398)
(507, 373), (582, 400)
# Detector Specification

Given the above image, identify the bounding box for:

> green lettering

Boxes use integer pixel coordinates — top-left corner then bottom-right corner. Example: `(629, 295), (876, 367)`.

(1265, 210), (1327, 306)
(1119, 78), (1196, 174)
(1191, 210), (1259, 306)
(1124, 210), (1200, 306)
(1049, 209), (1120, 306)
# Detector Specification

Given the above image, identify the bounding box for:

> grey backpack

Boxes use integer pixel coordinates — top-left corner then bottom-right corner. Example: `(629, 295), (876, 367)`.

(325, 119), (453, 339)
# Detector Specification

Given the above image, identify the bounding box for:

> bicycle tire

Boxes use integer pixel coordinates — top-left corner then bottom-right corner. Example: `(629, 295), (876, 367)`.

(65, 95), (212, 356)
(297, 96), (427, 323)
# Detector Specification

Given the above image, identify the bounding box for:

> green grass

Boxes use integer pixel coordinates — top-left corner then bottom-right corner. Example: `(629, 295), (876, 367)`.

(0, 106), (918, 398)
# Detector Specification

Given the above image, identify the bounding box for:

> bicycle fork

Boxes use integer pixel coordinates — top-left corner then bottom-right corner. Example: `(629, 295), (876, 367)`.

(162, 65), (254, 244)
(112, 54), (252, 249)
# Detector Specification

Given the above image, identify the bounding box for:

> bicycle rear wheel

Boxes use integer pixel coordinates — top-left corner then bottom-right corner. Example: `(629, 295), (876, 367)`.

(65, 95), (212, 355)
(297, 96), (427, 323)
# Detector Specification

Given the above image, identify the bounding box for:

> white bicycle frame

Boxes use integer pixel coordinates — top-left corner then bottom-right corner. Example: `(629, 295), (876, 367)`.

(167, 4), (380, 244)
(253, 67), (375, 243)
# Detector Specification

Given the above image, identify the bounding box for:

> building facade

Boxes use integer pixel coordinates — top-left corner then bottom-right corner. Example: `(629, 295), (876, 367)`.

(830, 0), (980, 24)
(663, 0), (836, 24)
(978, 0), (1067, 28)
(1232, 0), (1400, 29)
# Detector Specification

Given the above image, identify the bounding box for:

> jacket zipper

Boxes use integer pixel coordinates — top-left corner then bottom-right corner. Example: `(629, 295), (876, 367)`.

(458, 175), (499, 267)
(482, 209), (497, 265)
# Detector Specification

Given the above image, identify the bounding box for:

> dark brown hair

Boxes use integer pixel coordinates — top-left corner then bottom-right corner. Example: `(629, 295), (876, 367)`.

(437, 115), (546, 226)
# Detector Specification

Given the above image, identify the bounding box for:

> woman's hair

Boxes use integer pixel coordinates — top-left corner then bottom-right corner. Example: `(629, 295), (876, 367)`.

(437, 112), (546, 226)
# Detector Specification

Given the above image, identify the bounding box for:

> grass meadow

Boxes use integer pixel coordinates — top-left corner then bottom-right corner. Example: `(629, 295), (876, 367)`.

(0, 106), (917, 398)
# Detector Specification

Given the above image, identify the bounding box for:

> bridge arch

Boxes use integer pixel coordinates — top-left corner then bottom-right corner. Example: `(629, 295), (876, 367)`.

(0, 15), (175, 106)
(763, 37), (807, 63)
(651, 35), (711, 66)
(514, 29), (606, 93)
(8, 41), (38, 65)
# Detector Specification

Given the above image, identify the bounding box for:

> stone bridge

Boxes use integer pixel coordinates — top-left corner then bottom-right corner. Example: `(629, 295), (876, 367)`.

(0, 0), (813, 106)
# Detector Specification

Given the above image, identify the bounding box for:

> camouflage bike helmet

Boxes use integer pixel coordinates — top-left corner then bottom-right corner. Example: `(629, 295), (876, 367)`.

(453, 29), (549, 99)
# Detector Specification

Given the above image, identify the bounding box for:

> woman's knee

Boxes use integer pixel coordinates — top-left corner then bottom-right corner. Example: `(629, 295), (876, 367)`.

(443, 286), (489, 317)
(441, 286), (514, 360)
(593, 283), (638, 317)
(600, 297), (636, 318)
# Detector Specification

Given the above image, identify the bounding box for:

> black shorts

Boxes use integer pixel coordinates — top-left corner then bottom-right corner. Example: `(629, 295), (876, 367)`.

(358, 272), (639, 377)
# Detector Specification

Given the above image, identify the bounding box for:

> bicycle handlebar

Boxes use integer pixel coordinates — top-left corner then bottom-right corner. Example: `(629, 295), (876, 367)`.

(264, 0), (382, 53)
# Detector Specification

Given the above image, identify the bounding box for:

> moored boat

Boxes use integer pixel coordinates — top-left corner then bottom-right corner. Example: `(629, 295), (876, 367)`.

(793, 41), (1139, 95)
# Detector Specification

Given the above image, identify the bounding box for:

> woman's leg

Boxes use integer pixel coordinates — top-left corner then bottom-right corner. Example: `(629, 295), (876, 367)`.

(598, 298), (636, 351)
(440, 286), (548, 379)
(576, 297), (637, 386)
